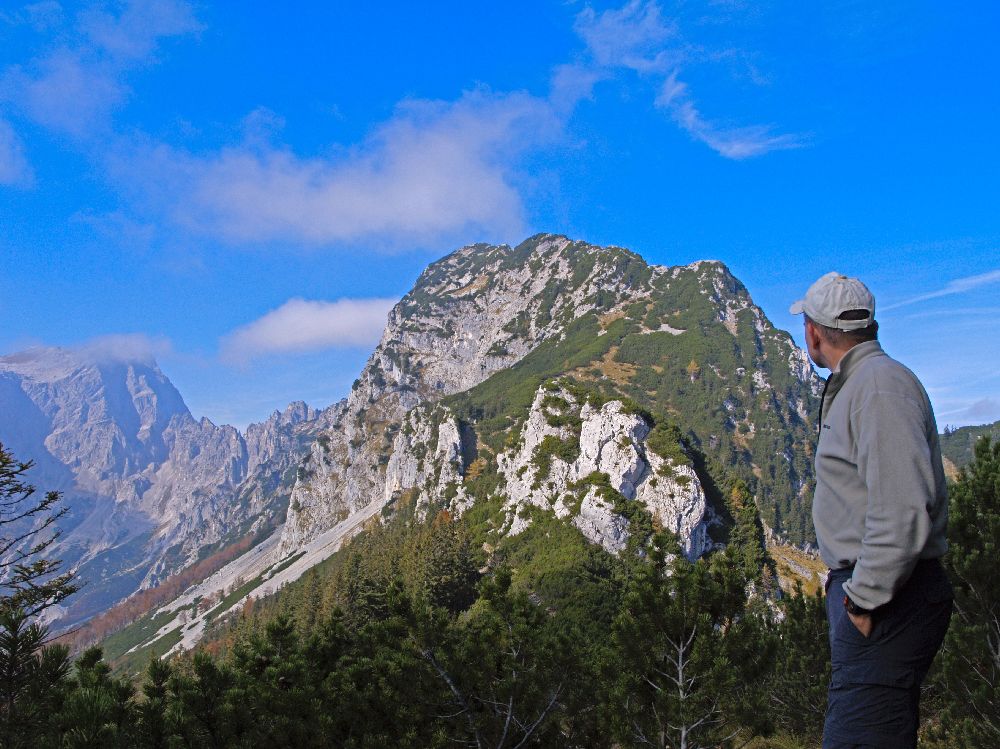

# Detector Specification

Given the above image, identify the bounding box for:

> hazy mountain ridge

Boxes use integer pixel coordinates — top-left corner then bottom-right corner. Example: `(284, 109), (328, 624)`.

(0, 349), (331, 627)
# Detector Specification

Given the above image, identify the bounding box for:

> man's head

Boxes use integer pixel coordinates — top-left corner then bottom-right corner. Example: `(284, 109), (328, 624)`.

(790, 272), (878, 370)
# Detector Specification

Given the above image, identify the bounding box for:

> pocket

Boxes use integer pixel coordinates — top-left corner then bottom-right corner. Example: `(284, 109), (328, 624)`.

(833, 603), (874, 645)
(839, 611), (868, 641)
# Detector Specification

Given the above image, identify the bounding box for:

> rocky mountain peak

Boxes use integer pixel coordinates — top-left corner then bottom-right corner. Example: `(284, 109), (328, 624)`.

(280, 234), (820, 556)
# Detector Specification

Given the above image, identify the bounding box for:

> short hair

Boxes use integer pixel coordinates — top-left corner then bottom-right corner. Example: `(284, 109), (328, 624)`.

(805, 310), (879, 346)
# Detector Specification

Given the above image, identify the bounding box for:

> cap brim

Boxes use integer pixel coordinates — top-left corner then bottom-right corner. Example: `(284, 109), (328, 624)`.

(789, 300), (805, 315)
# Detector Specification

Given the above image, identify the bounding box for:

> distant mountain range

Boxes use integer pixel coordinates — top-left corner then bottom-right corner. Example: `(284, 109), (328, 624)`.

(0, 348), (331, 627)
(2, 234), (824, 639)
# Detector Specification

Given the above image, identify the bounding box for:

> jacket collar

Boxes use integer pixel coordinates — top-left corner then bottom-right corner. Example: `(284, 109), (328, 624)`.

(825, 339), (884, 401)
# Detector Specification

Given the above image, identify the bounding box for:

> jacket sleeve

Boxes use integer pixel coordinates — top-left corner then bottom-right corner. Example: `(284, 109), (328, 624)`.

(842, 388), (936, 610)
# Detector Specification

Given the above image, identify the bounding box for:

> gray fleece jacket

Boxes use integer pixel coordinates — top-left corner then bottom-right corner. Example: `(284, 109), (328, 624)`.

(812, 340), (948, 610)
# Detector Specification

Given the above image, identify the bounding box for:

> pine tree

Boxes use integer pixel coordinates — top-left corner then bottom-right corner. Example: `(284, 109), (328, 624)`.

(413, 566), (577, 747)
(57, 647), (135, 749)
(0, 441), (77, 618)
(0, 607), (71, 748)
(934, 437), (1000, 746)
(606, 534), (774, 748)
(323, 582), (447, 748)
(228, 614), (325, 748)
(137, 658), (171, 749)
(167, 651), (237, 748)
(768, 584), (830, 743)
(410, 512), (479, 613)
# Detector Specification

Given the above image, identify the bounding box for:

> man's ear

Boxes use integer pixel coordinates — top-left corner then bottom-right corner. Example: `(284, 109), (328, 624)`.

(804, 318), (820, 349)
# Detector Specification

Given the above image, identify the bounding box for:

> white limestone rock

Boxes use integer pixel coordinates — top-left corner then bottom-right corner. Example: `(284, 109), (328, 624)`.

(497, 383), (710, 559)
(383, 405), (469, 518)
(572, 487), (629, 554)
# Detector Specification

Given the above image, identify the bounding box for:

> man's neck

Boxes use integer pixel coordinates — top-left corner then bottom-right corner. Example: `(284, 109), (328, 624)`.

(826, 340), (881, 375)
(824, 343), (858, 373)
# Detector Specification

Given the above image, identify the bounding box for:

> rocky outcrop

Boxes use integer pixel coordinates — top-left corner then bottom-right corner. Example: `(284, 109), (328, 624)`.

(496, 383), (710, 558)
(380, 405), (471, 518)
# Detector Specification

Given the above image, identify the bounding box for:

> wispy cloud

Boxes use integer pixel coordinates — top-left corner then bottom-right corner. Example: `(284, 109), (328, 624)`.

(117, 89), (560, 248)
(78, 0), (202, 62)
(0, 2), (64, 32)
(574, 0), (803, 159)
(882, 269), (1000, 311)
(901, 306), (1000, 320)
(0, 119), (33, 186)
(3, 0), (801, 249)
(5, 48), (126, 137)
(76, 333), (174, 366)
(220, 298), (398, 364)
(939, 397), (1000, 425)
(0, 0), (201, 139)
(655, 72), (802, 159)
(574, 0), (680, 74)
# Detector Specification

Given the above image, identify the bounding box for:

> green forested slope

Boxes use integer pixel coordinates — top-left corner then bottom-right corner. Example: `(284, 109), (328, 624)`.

(940, 419), (1000, 469)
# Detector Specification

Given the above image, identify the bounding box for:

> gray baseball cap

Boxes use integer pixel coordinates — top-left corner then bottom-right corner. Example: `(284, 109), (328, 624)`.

(789, 272), (875, 330)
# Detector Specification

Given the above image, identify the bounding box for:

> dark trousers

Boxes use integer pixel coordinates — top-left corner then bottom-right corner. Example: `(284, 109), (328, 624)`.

(823, 558), (953, 749)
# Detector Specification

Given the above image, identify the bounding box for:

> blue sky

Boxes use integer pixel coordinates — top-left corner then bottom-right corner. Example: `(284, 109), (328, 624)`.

(1, 0), (997, 430)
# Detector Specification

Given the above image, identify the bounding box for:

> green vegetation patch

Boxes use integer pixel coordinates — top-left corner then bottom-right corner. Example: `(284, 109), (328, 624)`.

(113, 626), (184, 679)
(102, 607), (182, 666)
(645, 421), (688, 466)
(531, 434), (581, 489)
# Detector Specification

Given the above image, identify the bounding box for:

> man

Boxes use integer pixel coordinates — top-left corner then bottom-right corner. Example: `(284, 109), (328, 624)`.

(790, 272), (952, 749)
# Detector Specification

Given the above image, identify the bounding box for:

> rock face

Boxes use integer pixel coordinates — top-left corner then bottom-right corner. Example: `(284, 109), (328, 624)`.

(0, 347), (327, 626)
(496, 384), (711, 558)
(382, 405), (471, 518)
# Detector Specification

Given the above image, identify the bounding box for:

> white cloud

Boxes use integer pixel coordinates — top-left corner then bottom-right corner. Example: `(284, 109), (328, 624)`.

(100, 0), (798, 251)
(76, 333), (173, 366)
(549, 64), (607, 114)
(122, 89), (560, 247)
(0, 119), (34, 186)
(221, 297), (399, 364)
(574, 0), (680, 73)
(6, 49), (125, 137)
(882, 269), (1000, 311)
(1, 0), (200, 138)
(574, 0), (802, 159)
(79, 0), (202, 63)
(656, 72), (802, 159)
